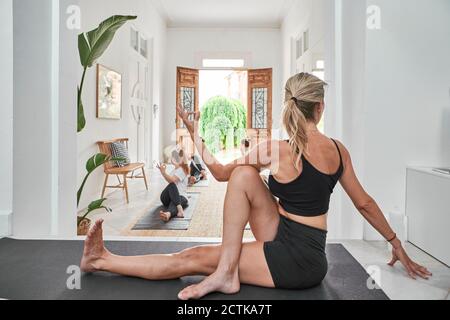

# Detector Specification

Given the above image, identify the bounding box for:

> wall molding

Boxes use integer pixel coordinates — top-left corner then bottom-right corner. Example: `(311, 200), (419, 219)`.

(0, 211), (12, 236)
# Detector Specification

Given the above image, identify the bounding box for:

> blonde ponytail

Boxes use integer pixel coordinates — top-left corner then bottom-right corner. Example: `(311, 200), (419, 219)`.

(282, 99), (308, 167)
(282, 73), (327, 168)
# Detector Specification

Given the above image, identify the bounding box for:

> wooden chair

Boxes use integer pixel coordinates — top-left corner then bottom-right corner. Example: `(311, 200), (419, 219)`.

(97, 138), (149, 204)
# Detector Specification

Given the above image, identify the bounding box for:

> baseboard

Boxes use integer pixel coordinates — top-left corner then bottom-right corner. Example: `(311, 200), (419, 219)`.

(0, 211), (12, 237)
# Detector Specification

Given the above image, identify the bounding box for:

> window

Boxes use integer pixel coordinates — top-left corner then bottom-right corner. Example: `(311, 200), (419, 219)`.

(252, 88), (269, 129)
(130, 27), (139, 52)
(303, 29), (310, 52)
(140, 36), (148, 58)
(180, 87), (195, 128)
(202, 59), (245, 69)
(312, 60), (325, 81)
(316, 60), (325, 69)
(296, 37), (303, 59)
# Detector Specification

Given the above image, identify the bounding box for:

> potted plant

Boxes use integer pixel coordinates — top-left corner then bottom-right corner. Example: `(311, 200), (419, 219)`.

(77, 154), (122, 236)
(76, 15), (136, 235)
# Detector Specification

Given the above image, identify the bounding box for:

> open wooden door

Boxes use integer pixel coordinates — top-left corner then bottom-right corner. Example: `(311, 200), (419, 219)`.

(176, 67), (199, 156)
(247, 68), (273, 146)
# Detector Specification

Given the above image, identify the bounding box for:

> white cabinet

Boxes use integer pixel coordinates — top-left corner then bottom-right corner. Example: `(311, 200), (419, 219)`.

(406, 168), (450, 266)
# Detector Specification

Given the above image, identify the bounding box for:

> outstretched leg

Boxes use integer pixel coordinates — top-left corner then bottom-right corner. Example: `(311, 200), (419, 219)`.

(81, 219), (274, 288)
(178, 166), (278, 300)
(81, 219), (216, 279)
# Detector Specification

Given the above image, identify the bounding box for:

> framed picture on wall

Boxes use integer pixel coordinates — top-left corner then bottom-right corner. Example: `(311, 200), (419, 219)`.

(97, 64), (122, 120)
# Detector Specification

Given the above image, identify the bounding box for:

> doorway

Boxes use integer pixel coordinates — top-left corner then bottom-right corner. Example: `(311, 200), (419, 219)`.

(176, 66), (273, 163)
(199, 69), (248, 163)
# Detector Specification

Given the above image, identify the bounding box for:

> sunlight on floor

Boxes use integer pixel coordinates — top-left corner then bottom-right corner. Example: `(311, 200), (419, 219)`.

(215, 148), (243, 164)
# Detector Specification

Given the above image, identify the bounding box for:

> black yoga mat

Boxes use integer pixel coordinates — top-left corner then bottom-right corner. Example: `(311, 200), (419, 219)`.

(132, 193), (200, 231)
(0, 238), (389, 300)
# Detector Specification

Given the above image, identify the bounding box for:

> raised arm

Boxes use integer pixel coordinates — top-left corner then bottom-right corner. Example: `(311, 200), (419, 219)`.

(177, 107), (273, 182)
(157, 163), (180, 184)
(337, 141), (432, 280)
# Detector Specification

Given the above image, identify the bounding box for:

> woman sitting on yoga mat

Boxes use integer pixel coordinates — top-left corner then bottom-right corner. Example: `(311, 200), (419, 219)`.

(157, 149), (190, 222)
(81, 73), (432, 300)
(188, 154), (208, 186)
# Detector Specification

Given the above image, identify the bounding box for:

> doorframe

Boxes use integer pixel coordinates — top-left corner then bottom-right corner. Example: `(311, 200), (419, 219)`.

(176, 67), (274, 141)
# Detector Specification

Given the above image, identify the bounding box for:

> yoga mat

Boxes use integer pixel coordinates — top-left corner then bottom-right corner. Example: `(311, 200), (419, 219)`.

(132, 193), (200, 231)
(188, 179), (210, 188)
(0, 239), (389, 300)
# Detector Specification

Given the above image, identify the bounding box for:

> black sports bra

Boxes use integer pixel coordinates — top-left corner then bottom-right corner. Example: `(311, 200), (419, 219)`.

(268, 139), (344, 217)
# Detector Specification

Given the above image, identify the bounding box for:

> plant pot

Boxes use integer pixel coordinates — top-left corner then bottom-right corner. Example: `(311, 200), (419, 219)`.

(77, 217), (91, 236)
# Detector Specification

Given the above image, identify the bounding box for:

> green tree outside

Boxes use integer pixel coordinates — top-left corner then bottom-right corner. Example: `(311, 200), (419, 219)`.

(200, 96), (247, 154)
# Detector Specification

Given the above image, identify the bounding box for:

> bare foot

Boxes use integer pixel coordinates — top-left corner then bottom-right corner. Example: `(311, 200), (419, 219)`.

(80, 219), (109, 273)
(178, 269), (241, 300)
(177, 208), (185, 219)
(160, 211), (171, 222)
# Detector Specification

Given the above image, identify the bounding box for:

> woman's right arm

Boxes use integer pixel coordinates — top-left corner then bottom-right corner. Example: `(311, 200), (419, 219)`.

(177, 107), (273, 182)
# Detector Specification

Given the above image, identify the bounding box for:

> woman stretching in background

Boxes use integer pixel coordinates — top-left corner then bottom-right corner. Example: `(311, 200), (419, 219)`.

(158, 149), (190, 222)
(189, 154), (208, 186)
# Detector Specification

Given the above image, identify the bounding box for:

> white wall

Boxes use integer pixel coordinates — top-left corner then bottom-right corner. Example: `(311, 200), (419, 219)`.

(162, 27), (282, 149)
(0, 0), (13, 236)
(362, 0), (450, 239)
(281, 0), (327, 82)
(13, 0), (54, 237)
(58, 0), (80, 236)
(77, 0), (167, 210)
(334, 0), (367, 239)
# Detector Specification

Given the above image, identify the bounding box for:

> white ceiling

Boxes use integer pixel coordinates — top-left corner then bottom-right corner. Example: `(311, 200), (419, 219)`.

(150, 0), (297, 28)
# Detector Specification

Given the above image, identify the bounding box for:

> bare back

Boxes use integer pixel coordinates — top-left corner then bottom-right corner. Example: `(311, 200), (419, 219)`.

(270, 133), (343, 230)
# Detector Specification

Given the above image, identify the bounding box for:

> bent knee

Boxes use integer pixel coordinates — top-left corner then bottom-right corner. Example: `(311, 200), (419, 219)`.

(230, 166), (260, 184)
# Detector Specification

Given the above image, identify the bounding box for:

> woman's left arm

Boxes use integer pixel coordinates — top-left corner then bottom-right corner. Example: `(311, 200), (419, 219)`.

(177, 107), (272, 182)
(337, 141), (432, 280)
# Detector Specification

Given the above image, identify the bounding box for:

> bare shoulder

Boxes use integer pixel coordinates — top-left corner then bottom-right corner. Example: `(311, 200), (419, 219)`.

(253, 139), (289, 154)
(331, 139), (351, 165)
(249, 140), (290, 169)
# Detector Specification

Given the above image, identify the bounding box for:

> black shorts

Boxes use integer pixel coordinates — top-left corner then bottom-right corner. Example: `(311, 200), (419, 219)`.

(264, 215), (328, 290)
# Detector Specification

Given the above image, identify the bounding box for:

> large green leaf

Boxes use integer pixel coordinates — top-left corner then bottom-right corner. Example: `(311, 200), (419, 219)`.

(77, 154), (125, 207)
(77, 86), (86, 133)
(78, 15), (137, 68)
(86, 153), (109, 174)
(87, 198), (110, 213)
(78, 154), (109, 207)
(78, 198), (111, 226)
